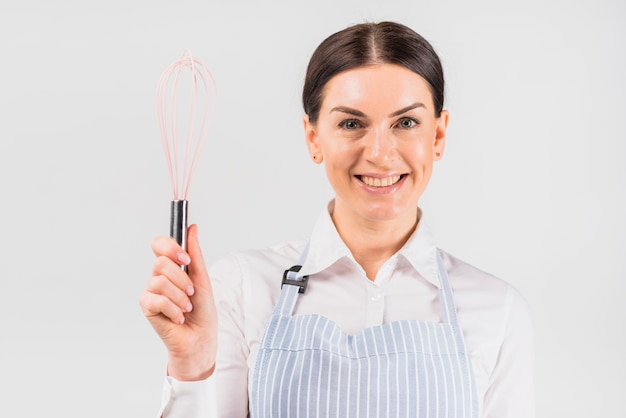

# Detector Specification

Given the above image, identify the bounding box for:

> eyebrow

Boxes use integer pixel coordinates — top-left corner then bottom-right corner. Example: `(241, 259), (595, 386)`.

(329, 106), (366, 117)
(389, 102), (426, 117)
(330, 102), (426, 118)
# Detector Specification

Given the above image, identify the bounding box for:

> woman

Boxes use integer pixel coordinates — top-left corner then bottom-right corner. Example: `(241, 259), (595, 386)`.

(140, 21), (534, 417)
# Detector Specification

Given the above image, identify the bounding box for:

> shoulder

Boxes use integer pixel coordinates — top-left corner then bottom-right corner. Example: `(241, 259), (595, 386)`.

(439, 250), (533, 361)
(208, 239), (309, 355)
(437, 248), (533, 355)
(208, 239), (308, 289)
(438, 248), (530, 314)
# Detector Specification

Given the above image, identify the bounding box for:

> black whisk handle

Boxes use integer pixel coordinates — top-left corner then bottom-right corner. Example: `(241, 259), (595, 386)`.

(170, 200), (189, 272)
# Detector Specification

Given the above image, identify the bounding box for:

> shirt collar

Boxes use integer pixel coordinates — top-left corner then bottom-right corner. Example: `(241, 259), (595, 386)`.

(298, 200), (353, 276)
(397, 212), (441, 288)
(298, 200), (441, 288)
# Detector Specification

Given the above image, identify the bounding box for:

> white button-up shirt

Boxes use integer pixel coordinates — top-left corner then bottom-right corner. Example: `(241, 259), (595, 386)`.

(159, 203), (535, 417)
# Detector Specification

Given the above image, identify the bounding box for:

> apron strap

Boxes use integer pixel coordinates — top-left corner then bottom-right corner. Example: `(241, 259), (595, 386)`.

(275, 242), (310, 316)
(436, 252), (466, 346)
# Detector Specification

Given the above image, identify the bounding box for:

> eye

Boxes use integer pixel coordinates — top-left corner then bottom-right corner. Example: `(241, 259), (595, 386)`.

(339, 119), (362, 130)
(396, 117), (419, 129)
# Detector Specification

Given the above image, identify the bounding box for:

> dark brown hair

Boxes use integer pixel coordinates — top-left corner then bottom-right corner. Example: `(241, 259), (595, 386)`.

(303, 21), (445, 122)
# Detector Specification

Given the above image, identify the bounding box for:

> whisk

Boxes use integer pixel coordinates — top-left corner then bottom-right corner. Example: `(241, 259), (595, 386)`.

(156, 49), (216, 268)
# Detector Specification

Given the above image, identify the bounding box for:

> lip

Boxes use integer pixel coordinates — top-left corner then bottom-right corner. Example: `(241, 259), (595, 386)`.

(355, 173), (407, 194)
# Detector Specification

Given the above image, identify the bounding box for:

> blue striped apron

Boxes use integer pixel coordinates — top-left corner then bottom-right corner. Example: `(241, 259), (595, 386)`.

(250, 248), (478, 417)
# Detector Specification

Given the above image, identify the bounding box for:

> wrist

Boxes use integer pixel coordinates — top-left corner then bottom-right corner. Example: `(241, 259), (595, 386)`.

(167, 353), (215, 381)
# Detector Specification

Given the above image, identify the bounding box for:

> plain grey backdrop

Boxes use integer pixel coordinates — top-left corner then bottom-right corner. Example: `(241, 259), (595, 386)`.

(1, 0), (624, 416)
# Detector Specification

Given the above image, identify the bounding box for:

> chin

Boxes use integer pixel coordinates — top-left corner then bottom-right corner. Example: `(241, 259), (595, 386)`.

(359, 203), (415, 223)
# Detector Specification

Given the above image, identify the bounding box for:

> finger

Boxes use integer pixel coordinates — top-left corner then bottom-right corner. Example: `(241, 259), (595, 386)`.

(139, 289), (186, 325)
(145, 275), (194, 315)
(152, 255), (195, 297)
(151, 235), (191, 267)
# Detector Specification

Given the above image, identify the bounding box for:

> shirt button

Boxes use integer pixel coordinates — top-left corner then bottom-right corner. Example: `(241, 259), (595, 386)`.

(370, 292), (382, 302)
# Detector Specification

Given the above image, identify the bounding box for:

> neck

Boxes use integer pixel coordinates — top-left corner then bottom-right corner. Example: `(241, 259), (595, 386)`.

(330, 200), (419, 281)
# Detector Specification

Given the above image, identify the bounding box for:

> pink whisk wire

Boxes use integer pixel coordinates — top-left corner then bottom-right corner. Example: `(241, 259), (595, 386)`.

(156, 49), (216, 201)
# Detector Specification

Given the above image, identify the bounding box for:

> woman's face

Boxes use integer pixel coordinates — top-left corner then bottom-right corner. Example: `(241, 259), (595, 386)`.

(304, 64), (449, 224)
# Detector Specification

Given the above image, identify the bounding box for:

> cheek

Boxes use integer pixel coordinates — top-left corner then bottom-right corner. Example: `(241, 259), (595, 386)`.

(323, 162), (352, 196)
(404, 137), (433, 163)
(319, 135), (356, 162)
(325, 155), (353, 180)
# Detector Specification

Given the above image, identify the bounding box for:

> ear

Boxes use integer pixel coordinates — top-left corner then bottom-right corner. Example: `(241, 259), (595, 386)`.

(303, 114), (323, 164)
(433, 110), (449, 161)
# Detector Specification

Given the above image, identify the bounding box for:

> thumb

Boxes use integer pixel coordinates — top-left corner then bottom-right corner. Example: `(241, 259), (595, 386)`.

(185, 224), (217, 327)
(186, 224), (210, 290)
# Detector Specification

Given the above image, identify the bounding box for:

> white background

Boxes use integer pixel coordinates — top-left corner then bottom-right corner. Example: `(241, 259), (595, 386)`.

(1, 0), (624, 417)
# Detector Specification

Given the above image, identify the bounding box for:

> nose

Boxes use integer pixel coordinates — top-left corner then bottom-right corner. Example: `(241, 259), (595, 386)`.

(363, 127), (397, 166)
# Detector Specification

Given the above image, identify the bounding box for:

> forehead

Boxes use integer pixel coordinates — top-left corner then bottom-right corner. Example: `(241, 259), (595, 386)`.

(320, 64), (434, 112)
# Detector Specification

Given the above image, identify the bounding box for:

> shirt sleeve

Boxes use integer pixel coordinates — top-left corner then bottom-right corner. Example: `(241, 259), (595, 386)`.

(159, 376), (216, 418)
(482, 285), (535, 418)
(209, 253), (251, 417)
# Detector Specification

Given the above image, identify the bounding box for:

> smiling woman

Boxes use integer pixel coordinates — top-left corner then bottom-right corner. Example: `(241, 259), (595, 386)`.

(140, 21), (535, 418)
(304, 65), (448, 271)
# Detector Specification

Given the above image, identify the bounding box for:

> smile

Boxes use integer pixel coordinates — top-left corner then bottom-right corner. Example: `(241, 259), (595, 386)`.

(357, 174), (404, 188)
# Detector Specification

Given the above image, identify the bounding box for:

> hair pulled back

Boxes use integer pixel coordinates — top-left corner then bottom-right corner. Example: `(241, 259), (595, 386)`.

(303, 21), (445, 123)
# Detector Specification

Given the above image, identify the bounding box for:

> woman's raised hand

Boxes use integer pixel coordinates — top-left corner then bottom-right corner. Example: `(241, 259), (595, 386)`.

(139, 224), (217, 381)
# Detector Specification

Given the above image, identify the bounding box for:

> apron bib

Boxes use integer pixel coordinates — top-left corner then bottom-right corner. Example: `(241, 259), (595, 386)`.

(250, 247), (478, 417)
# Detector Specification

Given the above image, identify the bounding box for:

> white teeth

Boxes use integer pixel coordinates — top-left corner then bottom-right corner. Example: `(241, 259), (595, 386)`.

(361, 175), (401, 187)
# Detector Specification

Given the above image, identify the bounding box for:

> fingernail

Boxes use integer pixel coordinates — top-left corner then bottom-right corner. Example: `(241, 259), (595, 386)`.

(177, 252), (191, 265)
(186, 285), (195, 296)
(186, 302), (193, 312)
(179, 316), (185, 325)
